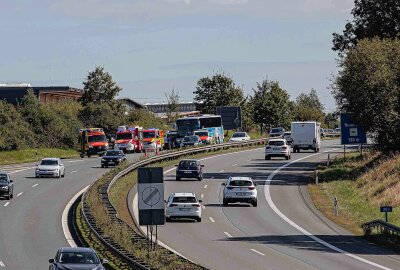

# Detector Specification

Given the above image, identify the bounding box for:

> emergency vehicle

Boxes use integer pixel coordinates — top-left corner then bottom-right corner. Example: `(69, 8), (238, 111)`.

(143, 128), (164, 152)
(79, 128), (109, 158)
(114, 126), (143, 153)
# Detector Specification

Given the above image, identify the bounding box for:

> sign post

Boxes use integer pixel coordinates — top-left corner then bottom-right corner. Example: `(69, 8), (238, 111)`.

(138, 167), (165, 252)
(380, 206), (393, 222)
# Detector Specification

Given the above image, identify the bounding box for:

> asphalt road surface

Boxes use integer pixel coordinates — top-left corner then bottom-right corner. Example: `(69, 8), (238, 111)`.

(0, 153), (143, 270)
(133, 140), (400, 270)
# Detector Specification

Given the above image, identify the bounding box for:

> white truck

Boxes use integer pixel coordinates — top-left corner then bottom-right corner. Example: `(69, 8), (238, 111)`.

(291, 121), (321, 153)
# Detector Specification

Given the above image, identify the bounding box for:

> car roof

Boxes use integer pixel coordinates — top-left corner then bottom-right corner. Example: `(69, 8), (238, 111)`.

(180, 159), (198, 162)
(59, 247), (95, 253)
(0, 172), (9, 175)
(228, 176), (252, 181)
(171, 192), (196, 197)
(41, 158), (60, 161)
(268, 138), (285, 142)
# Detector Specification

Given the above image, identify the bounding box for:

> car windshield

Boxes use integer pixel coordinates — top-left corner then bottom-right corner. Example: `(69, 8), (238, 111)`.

(229, 180), (252, 186)
(0, 175), (8, 183)
(116, 133), (133, 140)
(268, 140), (285, 146)
(144, 131), (156, 138)
(105, 151), (123, 156)
(195, 131), (208, 137)
(58, 251), (100, 264)
(284, 132), (291, 136)
(88, 135), (106, 142)
(40, 160), (58, 166)
(183, 136), (198, 142)
(232, 132), (246, 138)
(271, 128), (282, 133)
(172, 196), (197, 203)
(179, 160), (198, 167)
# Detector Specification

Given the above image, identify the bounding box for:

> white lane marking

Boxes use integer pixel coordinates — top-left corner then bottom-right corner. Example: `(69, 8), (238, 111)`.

(251, 249), (265, 256)
(17, 192), (23, 197)
(224, 231), (232, 238)
(209, 217), (215, 223)
(264, 150), (393, 270)
(232, 164), (237, 167)
(65, 159), (85, 163)
(201, 194), (204, 198)
(32, 184), (39, 188)
(70, 170), (78, 174)
(0, 260), (5, 267)
(220, 169), (225, 172)
(62, 185), (89, 247)
(204, 184), (208, 189)
(247, 159), (252, 161)
(3, 202), (10, 207)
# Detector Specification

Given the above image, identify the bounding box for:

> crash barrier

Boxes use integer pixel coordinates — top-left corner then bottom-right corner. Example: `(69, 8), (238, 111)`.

(80, 138), (267, 270)
(362, 219), (400, 244)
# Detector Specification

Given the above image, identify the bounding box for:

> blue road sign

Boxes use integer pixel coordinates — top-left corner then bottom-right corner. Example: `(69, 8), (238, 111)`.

(380, 206), (393, 213)
(340, 113), (367, 145)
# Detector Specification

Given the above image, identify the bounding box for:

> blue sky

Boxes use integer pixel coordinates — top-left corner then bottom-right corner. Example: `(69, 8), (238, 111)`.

(0, 0), (354, 111)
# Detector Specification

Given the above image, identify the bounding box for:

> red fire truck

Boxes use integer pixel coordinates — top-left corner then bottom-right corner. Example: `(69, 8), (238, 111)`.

(114, 126), (143, 153)
(79, 128), (109, 158)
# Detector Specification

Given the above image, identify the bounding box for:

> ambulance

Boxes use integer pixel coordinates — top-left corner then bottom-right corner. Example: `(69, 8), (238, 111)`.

(114, 126), (143, 153)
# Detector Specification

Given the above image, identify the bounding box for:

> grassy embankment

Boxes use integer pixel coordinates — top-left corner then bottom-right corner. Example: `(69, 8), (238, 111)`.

(83, 142), (264, 269)
(0, 148), (79, 165)
(309, 151), (400, 236)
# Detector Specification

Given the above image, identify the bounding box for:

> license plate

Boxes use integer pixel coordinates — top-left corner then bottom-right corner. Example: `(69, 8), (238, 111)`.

(179, 208), (190, 211)
(236, 192), (246, 196)
(184, 171), (191, 173)
(108, 162), (115, 164)
(273, 147), (280, 150)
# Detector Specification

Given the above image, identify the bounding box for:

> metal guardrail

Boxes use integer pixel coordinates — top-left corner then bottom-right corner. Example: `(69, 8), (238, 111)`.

(362, 219), (400, 243)
(80, 138), (266, 270)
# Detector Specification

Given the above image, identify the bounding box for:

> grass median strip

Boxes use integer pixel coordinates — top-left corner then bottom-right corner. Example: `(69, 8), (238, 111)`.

(0, 148), (79, 165)
(82, 143), (263, 270)
(309, 151), (400, 236)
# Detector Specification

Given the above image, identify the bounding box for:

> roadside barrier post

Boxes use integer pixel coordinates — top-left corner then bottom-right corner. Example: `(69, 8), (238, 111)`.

(327, 154), (330, 167)
(334, 197), (338, 216)
(315, 171), (319, 185)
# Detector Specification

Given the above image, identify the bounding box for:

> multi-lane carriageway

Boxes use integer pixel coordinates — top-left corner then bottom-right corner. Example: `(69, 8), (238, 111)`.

(1, 140), (400, 270)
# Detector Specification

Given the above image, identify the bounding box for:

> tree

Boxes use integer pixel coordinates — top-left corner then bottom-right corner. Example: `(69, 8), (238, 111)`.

(79, 102), (124, 134)
(165, 88), (180, 125)
(249, 80), (293, 134)
(293, 89), (325, 122)
(125, 109), (168, 130)
(194, 73), (246, 114)
(79, 66), (122, 107)
(333, 38), (400, 153)
(324, 112), (339, 129)
(332, 0), (400, 55)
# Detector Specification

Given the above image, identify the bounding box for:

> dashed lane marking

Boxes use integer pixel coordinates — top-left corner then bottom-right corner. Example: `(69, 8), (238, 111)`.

(201, 194), (204, 198)
(232, 164), (237, 166)
(251, 249), (265, 256)
(219, 170), (225, 172)
(3, 202), (10, 207)
(204, 184), (207, 189)
(209, 217), (215, 223)
(224, 231), (232, 238)
(32, 184), (39, 188)
(0, 260), (5, 267)
(70, 170), (78, 174)
(17, 192), (23, 197)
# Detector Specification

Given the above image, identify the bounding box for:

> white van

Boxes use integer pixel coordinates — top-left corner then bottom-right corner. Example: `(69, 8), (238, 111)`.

(291, 121), (321, 153)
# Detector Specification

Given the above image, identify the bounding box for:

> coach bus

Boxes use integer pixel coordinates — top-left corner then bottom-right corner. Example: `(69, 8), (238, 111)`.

(176, 115), (224, 146)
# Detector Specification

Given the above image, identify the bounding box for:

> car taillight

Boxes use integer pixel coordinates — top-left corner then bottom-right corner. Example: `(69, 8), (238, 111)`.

(170, 204), (178, 207)
(248, 186), (256, 190)
(192, 203), (200, 207)
(227, 186), (234, 190)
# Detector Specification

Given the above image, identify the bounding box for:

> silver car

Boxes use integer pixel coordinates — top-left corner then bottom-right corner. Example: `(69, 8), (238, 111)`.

(35, 158), (65, 178)
(165, 192), (202, 222)
(222, 177), (258, 207)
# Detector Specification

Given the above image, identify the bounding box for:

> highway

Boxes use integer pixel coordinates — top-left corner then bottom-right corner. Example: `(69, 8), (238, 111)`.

(0, 153), (142, 270)
(132, 140), (400, 270)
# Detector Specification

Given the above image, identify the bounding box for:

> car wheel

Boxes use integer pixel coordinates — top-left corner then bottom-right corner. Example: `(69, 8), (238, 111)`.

(105, 165), (108, 168)
(252, 200), (258, 207)
(314, 148), (318, 153)
(10, 190), (14, 199)
(223, 199), (228, 206)
(101, 165), (104, 168)
(87, 154), (91, 158)
(197, 176), (202, 181)
(58, 172), (62, 178)
(166, 217), (172, 222)
(35, 175), (39, 178)
(266, 156), (271, 160)
(196, 217), (202, 222)
(176, 177), (181, 181)
(6, 192), (10, 200)
(285, 155), (289, 160)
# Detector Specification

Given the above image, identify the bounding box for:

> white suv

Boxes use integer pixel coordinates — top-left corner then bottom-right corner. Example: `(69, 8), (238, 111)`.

(222, 177), (257, 207)
(265, 138), (291, 160)
(165, 192), (202, 222)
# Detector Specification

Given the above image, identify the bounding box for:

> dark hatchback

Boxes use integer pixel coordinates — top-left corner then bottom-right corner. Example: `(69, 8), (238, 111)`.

(0, 172), (13, 200)
(49, 247), (108, 270)
(181, 135), (202, 147)
(101, 150), (127, 168)
(175, 159), (204, 181)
